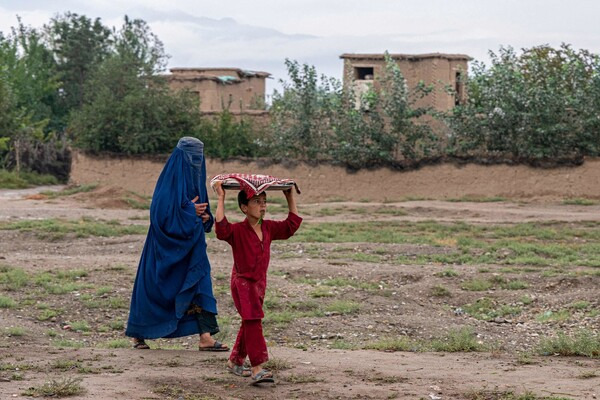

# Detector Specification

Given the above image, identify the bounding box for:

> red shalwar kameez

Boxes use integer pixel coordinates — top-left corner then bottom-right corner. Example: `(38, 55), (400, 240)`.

(216, 212), (302, 366)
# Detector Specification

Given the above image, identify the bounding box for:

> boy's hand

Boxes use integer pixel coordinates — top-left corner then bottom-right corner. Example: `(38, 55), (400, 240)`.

(201, 213), (210, 223)
(214, 181), (225, 198)
(191, 196), (208, 217)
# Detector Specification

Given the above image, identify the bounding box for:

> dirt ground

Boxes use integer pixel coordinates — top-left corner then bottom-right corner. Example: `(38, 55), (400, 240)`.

(0, 185), (599, 400)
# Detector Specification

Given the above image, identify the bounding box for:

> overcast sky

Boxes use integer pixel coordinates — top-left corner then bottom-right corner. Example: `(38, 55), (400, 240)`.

(2, 0), (599, 97)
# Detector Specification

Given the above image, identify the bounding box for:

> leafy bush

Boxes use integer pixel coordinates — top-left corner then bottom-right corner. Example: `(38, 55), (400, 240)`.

(445, 44), (600, 163)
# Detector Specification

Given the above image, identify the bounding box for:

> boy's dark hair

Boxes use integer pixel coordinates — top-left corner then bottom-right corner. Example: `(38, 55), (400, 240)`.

(237, 190), (267, 210)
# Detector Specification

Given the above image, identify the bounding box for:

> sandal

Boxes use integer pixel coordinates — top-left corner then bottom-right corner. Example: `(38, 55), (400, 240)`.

(133, 339), (150, 349)
(250, 369), (274, 385)
(227, 363), (251, 377)
(198, 341), (229, 352)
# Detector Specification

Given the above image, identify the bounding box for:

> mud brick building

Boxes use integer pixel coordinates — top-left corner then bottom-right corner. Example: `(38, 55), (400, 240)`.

(167, 68), (270, 114)
(340, 53), (471, 111)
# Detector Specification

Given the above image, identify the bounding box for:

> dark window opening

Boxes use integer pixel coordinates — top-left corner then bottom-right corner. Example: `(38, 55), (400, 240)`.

(455, 71), (464, 105)
(355, 67), (374, 80)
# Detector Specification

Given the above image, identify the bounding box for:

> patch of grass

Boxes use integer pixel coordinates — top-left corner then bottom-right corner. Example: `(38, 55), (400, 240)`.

(446, 196), (507, 203)
(37, 309), (59, 321)
(294, 220), (600, 268)
(463, 298), (521, 321)
(0, 169), (59, 189)
(562, 197), (598, 206)
(109, 320), (125, 331)
(461, 279), (493, 291)
(52, 339), (86, 348)
(350, 253), (382, 263)
(577, 370), (598, 379)
(51, 359), (81, 371)
(263, 357), (292, 371)
(309, 287), (335, 298)
(4, 327), (26, 336)
(365, 336), (415, 352)
(0, 295), (17, 308)
(519, 295), (534, 305)
(288, 300), (320, 312)
(105, 297), (127, 309)
(69, 320), (90, 332)
(330, 340), (357, 350)
(502, 280), (529, 290)
(23, 377), (86, 397)
(0, 217), (147, 239)
(429, 327), (484, 352)
(41, 184), (98, 198)
(569, 301), (590, 310)
(538, 330), (600, 357)
(536, 309), (571, 323)
(0, 266), (30, 290)
(516, 352), (536, 365)
(323, 300), (360, 315)
(123, 196), (151, 210)
(431, 285), (451, 297)
(95, 286), (113, 296)
(101, 339), (131, 349)
(435, 268), (459, 277)
(373, 207), (407, 216)
(466, 390), (572, 400)
(321, 277), (380, 290)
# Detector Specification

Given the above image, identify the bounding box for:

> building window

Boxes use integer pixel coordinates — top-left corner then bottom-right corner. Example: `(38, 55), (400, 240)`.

(455, 71), (464, 105)
(355, 67), (374, 80)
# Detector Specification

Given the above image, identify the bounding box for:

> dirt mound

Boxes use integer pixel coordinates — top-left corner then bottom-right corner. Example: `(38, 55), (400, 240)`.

(71, 185), (150, 209)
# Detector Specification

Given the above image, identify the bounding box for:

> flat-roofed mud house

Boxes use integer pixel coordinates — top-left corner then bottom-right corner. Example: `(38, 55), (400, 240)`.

(167, 68), (270, 114)
(340, 53), (471, 111)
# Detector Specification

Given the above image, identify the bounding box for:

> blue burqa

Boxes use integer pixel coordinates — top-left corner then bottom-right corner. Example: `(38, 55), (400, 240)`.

(126, 137), (217, 339)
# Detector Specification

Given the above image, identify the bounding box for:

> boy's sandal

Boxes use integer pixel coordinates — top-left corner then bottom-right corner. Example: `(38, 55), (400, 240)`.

(250, 369), (274, 385)
(227, 364), (251, 377)
(198, 341), (229, 352)
(133, 339), (150, 349)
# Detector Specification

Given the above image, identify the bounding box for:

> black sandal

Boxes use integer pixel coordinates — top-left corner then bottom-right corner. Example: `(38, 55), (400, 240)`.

(198, 341), (229, 352)
(133, 339), (150, 349)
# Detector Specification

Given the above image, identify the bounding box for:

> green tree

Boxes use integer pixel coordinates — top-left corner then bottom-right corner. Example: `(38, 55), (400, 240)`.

(69, 16), (202, 154)
(446, 44), (600, 162)
(269, 59), (340, 160)
(45, 12), (112, 129)
(201, 111), (260, 159)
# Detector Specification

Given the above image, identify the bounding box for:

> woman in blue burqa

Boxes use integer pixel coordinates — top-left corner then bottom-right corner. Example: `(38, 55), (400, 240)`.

(126, 137), (228, 351)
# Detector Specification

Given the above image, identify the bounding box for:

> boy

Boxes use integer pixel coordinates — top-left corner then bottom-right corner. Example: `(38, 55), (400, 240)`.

(214, 182), (302, 385)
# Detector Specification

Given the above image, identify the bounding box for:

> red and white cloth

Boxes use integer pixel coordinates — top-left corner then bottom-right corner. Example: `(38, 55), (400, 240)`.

(210, 173), (300, 198)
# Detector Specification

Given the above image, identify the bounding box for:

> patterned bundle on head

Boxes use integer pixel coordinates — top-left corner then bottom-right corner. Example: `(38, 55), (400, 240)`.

(210, 173), (300, 198)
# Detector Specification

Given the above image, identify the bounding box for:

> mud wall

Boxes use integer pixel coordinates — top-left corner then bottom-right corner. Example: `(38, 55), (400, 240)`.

(70, 151), (600, 202)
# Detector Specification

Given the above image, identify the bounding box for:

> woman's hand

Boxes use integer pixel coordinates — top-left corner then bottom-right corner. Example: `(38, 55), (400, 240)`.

(191, 196), (208, 217)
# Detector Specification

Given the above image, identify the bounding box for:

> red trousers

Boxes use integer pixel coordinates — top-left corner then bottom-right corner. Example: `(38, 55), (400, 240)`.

(229, 319), (268, 367)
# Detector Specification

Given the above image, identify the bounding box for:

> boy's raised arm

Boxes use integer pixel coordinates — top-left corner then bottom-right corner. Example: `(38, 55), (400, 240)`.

(283, 188), (298, 216)
(214, 182), (226, 223)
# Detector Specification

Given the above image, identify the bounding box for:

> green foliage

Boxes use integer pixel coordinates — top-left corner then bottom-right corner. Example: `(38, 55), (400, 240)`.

(44, 12), (112, 130)
(0, 169), (59, 188)
(445, 44), (600, 162)
(69, 17), (202, 154)
(269, 54), (438, 168)
(538, 330), (600, 357)
(201, 111), (261, 159)
(269, 59), (339, 160)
